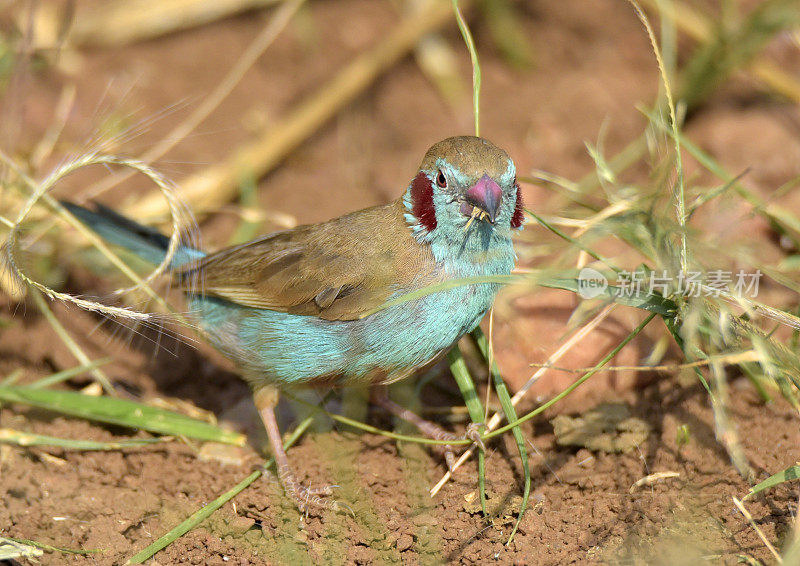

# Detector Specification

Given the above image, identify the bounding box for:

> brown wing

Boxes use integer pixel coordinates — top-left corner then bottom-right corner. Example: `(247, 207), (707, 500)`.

(176, 200), (436, 321)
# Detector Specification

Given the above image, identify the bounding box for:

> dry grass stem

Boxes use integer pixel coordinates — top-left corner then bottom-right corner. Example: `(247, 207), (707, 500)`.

(34, 0), (283, 47)
(2, 152), (187, 320)
(124, 0), (460, 221)
(733, 496), (783, 563)
(629, 471), (680, 493)
(641, 0), (800, 103)
(82, 0), (305, 202)
(530, 350), (760, 373)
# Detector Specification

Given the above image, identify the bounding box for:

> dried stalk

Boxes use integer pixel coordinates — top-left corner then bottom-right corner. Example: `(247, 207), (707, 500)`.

(125, 0), (460, 221)
(45, 0), (283, 46)
(641, 0), (800, 104)
(81, 0), (304, 202)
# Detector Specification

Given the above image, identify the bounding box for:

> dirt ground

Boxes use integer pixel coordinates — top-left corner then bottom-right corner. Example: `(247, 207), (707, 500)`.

(2, 1), (800, 564)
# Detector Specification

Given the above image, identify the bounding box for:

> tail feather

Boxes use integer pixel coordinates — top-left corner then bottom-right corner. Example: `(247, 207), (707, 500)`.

(61, 201), (204, 268)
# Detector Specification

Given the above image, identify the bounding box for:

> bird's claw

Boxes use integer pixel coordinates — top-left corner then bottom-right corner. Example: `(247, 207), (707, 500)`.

(290, 482), (341, 515)
(273, 469), (345, 515)
(465, 422), (486, 452)
(434, 422), (486, 472)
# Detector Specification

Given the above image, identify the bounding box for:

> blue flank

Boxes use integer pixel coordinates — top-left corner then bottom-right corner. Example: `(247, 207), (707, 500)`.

(192, 284), (493, 387)
(65, 157), (517, 389)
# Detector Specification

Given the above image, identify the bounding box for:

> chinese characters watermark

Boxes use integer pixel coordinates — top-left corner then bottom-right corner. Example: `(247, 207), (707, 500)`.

(577, 269), (762, 300)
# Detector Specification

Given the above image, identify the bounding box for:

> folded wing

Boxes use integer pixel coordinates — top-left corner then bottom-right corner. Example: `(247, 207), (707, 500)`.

(177, 202), (435, 321)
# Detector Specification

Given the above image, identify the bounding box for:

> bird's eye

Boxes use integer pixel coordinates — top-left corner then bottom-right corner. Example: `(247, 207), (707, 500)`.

(436, 170), (447, 188)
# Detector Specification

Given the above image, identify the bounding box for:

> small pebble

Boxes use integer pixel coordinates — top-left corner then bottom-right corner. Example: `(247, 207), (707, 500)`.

(396, 533), (414, 552)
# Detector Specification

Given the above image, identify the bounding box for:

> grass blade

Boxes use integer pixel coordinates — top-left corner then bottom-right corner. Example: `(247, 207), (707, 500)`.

(744, 463), (800, 500)
(485, 313), (658, 439)
(0, 428), (168, 450)
(126, 413), (315, 564)
(524, 208), (616, 268)
(452, 0), (481, 136)
(27, 359), (112, 389)
(286, 391), (472, 445)
(540, 278), (679, 317)
(127, 469), (263, 564)
(471, 327), (530, 544)
(447, 346), (487, 514)
(362, 273), (678, 319)
(0, 385), (245, 446)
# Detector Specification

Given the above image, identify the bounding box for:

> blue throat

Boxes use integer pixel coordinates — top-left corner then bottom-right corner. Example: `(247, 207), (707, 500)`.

(401, 175), (516, 279)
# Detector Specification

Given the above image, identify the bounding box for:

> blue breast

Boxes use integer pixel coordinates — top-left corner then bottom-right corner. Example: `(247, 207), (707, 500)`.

(190, 237), (514, 388)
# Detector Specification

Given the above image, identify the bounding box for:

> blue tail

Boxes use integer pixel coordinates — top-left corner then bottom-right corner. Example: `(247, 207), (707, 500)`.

(61, 201), (204, 269)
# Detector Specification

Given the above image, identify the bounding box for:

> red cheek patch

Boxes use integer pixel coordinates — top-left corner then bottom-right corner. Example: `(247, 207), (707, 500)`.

(411, 171), (437, 231)
(511, 182), (525, 229)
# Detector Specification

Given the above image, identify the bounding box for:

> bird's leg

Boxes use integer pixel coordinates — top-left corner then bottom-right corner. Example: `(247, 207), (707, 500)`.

(371, 386), (485, 472)
(254, 386), (337, 514)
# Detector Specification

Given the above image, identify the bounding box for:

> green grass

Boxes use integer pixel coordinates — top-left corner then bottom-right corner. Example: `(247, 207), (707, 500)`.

(0, 384), (245, 445)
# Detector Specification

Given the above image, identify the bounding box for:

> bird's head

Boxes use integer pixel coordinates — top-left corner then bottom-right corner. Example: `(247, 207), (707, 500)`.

(403, 136), (524, 248)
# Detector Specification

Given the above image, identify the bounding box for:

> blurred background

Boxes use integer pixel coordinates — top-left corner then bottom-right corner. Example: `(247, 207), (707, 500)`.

(2, 1), (800, 564)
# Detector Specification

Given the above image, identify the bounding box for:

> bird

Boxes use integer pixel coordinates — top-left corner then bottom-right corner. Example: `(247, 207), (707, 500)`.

(63, 135), (524, 512)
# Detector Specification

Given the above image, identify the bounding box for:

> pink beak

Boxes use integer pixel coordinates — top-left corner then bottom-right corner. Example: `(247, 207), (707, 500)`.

(464, 174), (503, 223)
